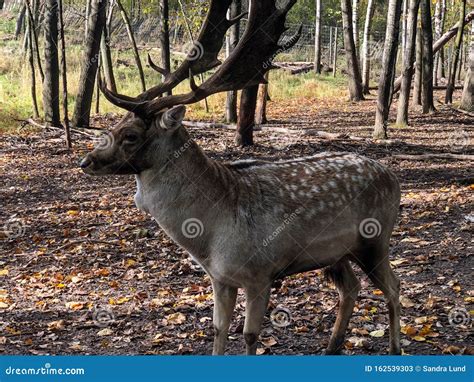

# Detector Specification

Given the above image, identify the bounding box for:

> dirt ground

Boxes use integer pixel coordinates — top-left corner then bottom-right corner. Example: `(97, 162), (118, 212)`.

(0, 92), (472, 355)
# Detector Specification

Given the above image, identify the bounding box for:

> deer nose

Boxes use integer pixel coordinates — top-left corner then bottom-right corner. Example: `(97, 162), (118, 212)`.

(80, 156), (92, 169)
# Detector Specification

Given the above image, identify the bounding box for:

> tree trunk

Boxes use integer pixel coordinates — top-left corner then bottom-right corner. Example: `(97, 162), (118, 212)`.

(420, 0), (436, 113)
(42, 0), (60, 126)
(333, 27), (338, 77)
(314, 0), (322, 73)
(100, 0), (116, 92)
(225, 0), (241, 123)
(373, 0), (403, 139)
(25, 0), (44, 82)
(15, 3), (26, 39)
(433, 0), (442, 86)
(235, 85), (259, 147)
(27, 10), (39, 118)
(445, 0), (466, 104)
(460, 22), (474, 111)
(58, 0), (71, 148)
(341, 0), (364, 100)
(256, 72), (269, 125)
(413, 26), (423, 106)
(116, 0), (146, 92)
(159, 0), (171, 96)
(352, 0), (359, 58)
(437, 0), (447, 79)
(362, 0), (375, 94)
(401, 0), (408, 63)
(396, 0), (420, 126)
(72, 0), (106, 127)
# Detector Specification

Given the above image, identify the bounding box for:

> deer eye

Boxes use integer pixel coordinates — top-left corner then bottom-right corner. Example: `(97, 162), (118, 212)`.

(123, 134), (138, 144)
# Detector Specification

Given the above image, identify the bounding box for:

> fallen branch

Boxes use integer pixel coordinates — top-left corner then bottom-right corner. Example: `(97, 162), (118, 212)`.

(20, 118), (98, 138)
(390, 153), (474, 161)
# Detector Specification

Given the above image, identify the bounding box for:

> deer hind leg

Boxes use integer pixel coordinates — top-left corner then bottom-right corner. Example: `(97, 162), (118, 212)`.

(243, 285), (271, 355)
(363, 252), (401, 355)
(325, 258), (361, 355)
(211, 281), (237, 355)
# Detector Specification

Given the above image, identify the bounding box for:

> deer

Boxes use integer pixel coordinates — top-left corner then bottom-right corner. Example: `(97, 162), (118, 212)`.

(80, 0), (402, 355)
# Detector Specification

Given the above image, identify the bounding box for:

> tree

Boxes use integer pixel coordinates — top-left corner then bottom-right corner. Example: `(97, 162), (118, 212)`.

(100, 0), (116, 92)
(460, 22), (474, 111)
(445, 0), (466, 104)
(116, 0), (146, 92)
(396, 0), (420, 126)
(159, 0), (171, 96)
(420, 0), (435, 113)
(340, 0), (364, 101)
(43, 0), (61, 126)
(361, 0), (375, 94)
(235, 85), (259, 147)
(58, 0), (71, 148)
(413, 27), (422, 106)
(225, 0), (241, 123)
(373, 0), (403, 139)
(72, 0), (107, 127)
(352, 0), (359, 57)
(26, 5), (39, 118)
(314, 0), (322, 73)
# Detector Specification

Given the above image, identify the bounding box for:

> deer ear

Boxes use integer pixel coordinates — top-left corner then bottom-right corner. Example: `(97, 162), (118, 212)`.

(160, 105), (186, 130)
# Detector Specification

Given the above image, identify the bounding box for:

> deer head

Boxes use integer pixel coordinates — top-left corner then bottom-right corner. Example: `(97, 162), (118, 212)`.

(80, 0), (301, 175)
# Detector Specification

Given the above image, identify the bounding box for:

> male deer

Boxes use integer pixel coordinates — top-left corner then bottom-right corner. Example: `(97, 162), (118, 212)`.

(80, 0), (401, 355)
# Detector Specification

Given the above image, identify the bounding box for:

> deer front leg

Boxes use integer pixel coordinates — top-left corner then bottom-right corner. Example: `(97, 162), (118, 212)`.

(212, 281), (237, 355)
(243, 285), (271, 355)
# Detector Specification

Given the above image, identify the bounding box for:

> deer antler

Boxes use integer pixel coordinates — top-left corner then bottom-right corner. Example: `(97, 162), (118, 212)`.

(101, 0), (300, 116)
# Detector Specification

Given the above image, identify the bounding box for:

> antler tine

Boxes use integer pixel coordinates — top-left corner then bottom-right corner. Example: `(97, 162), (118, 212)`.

(147, 53), (170, 77)
(143, 0), (300, 115)
(98, 76), (148, 117)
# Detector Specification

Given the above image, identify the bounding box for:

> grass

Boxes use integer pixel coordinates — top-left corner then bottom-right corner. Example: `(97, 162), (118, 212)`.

(0, 15), (348, 134)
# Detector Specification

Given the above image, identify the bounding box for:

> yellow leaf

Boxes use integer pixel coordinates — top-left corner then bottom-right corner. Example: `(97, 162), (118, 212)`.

(369, 329), (385, 337)
(412, 336), (426, 342)
(56, 283), (66, 289)
(373, 289), (384, 296)
(0, 302), (9, 309)
(0, 269), (9, 277)
(65, 302), (84, 311)
(125, 259), (136, 268)
(415, 316), (428, 324)
(116, 296), (130, 305)
(401, 325), (417, 336)
(67, 210), (79, 216)
(166, 312), (186, 324)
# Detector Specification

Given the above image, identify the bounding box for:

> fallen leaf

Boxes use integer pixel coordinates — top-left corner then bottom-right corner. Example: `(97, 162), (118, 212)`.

(414, 316), (428, 324)
(442, 345), (461, 354)
(369, 329), (385, 338)
(166, 312), (186, 325)
(97, 328), (113, 336)
(400, 296), (415, 308)
(261, 337), (278, 347)
(412, 336), (426, 342)
(0, 269), (9, 276)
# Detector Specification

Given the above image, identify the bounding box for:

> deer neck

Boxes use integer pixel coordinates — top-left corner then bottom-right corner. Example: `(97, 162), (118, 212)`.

(134, 135), (227, 261)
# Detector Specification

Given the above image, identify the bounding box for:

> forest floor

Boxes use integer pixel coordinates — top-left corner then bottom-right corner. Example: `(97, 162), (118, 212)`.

(0, 91), (473, 355)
